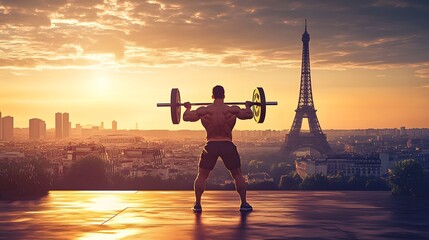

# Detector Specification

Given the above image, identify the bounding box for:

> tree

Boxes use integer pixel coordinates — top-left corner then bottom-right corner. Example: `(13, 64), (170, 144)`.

(300, 173), (330, 190)
(167, 173), (194, 190)
(111, 173), (129, 189)
(347, 175), (367, 190)
(270, 162), (293, 184)
(63, 155), (111, 190)
(279, 173), (302, 190)
(388, 159), (428, 196)
(0, 159), (52, 200)
(365, 177), (389, 191)
(328, 173), (349, 190)
(247, 160), (270, 173)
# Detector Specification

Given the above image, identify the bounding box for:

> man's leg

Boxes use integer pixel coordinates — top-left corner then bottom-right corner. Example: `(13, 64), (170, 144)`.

(194, 167), (211, 205)
(229, 167), (247, 203)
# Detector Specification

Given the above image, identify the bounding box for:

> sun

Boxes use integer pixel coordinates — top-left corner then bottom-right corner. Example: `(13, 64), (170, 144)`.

(88, 72), (112, 98)
(95, 78), (109, 92)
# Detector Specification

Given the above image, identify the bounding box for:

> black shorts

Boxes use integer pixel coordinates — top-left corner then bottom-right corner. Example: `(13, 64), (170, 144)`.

(199, 141), (241, 171)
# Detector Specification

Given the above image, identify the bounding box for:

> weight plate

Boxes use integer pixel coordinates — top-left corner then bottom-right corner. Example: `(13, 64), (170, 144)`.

(252, 87), (266, 123)
(170, 88), (181, 124)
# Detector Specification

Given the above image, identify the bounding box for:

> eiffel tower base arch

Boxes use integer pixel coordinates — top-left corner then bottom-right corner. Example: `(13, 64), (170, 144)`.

(281, 134), (332, 157)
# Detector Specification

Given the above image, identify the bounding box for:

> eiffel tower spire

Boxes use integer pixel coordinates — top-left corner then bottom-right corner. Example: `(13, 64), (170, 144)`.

(305, 19), (307, 33)
(281, 20), (331, 156)
(298, 18), (313, 110)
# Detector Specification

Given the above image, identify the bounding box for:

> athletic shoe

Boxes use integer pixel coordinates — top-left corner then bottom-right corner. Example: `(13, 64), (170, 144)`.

(239, 202), (253, 212)
(192, 203), (202, 213)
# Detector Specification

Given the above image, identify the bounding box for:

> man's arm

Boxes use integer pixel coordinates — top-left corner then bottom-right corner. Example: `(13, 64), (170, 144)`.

(236, 101), (253, 120)
(183, 102), (206, 122)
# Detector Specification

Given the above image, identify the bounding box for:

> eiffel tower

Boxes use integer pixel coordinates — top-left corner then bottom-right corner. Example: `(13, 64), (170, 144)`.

(281, 20), (332, 156)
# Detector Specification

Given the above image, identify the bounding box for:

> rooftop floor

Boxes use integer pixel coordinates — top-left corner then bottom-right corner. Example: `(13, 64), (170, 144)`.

(1, 191), (428, 240)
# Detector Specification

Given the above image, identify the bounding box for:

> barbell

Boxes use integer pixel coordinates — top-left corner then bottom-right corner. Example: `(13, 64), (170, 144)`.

(157, 87), (278, 124)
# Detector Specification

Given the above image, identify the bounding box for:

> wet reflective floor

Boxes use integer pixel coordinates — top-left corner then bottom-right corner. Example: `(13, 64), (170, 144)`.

(1, 191), (428, 240)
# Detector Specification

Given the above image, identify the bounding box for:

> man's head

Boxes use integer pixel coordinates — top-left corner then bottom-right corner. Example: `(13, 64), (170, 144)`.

(212, 85), (225, 99)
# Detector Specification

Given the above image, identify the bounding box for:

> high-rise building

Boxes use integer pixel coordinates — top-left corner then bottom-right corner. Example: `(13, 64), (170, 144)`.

(55, 112), (63, 139)
(2, 116), (14, 141)
(42, 120), (47, 138)
(29, 118), (37, 140)
(400, 126), (407, 136)
(75, 123), (82, 135)
(0, 111), (2, 141)
(29, 118), (46, 140)
(56, 112), (70, 139)
(63, 112), (70, 138)
(101, 122), (104, 129)
(112, 120), (117, 131)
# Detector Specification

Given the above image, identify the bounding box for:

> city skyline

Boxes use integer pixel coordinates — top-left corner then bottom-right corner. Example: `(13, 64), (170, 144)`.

(1, 110), (428, 133)
(1, 1), (428, 130)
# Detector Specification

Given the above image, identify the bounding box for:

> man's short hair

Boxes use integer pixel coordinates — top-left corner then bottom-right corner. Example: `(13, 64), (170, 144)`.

(212, 85), (225, 99)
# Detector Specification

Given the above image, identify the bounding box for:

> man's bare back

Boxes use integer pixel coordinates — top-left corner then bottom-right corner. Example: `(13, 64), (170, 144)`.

(183, 99), (253, 141)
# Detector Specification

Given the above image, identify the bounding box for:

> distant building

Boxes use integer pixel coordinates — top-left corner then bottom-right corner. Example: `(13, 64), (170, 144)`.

(29, 118), (46, 140)
(407, 138), (429, 150)
(344, 138), (379, 154)
(55, 112), (63, 139)
(295, 159), (327, 179)
(63, 112), (70, 138)
(112, 120), (117, 131)
(56, 112), (70, 139)
(64, 144), (109, 166)
(295, 154), (382, 179)
(400, 126), (407, 136)
(379, 148), (429, 173)
(130, 165), (170, 179)
(122, 148), (163, 165)
(75, 123), (82, 135)
(326, 155), (381, 177)
(0, 151), (25, 161)
(2, 116), (14, 141)
(99, 134), (141, 145)
(379, 152), (404, 174)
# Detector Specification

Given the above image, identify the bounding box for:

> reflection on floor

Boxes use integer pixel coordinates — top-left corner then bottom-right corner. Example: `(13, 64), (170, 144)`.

(1, 191), (428, 239)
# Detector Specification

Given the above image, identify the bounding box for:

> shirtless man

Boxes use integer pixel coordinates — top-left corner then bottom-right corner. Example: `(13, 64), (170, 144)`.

(183, 85), (254, 213)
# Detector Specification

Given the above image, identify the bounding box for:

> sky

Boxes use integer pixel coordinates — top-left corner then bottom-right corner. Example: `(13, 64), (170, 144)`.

(0, 0), (428, 130)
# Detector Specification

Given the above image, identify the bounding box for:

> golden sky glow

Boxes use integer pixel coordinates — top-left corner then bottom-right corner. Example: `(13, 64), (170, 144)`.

(1, 0), (428, 130)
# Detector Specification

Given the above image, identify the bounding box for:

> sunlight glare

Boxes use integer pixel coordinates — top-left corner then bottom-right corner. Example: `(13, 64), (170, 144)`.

(96, 78), (109, 92)
(88, 71), (112, 98)
(87, 196), (126, 211)
(79, 229), (141, 240)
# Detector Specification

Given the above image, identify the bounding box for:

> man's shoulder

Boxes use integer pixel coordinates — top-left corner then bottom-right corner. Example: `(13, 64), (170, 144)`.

(195, 106), (210, 115)
(228, 105), (241, 113)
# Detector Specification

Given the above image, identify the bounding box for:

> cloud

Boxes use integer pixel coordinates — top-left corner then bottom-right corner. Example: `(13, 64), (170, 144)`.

(415, 67), (429, 79)
(71, 0), (104, 7)
(222, 56), (242, 65)
(0, 57), (99, 68)
(83, 34), (126, 59)
(0, 0), (428, 75)
(0, 0), (67, 10)
(0, 10), (51, 26)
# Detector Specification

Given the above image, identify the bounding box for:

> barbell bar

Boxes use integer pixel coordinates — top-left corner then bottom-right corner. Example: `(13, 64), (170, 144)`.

(156, 102), (278, 107)
(157, 87), (278, 124)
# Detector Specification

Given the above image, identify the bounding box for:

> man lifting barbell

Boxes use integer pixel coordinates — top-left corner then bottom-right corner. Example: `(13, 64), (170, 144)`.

(183, 85), (254, 213)
(157, 86), (277, 212)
